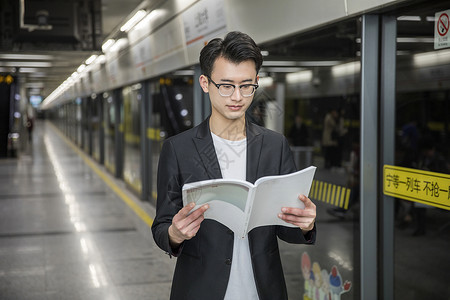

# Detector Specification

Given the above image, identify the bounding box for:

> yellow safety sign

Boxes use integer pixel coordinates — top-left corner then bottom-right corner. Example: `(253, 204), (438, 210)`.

(384, 165), (450, 210)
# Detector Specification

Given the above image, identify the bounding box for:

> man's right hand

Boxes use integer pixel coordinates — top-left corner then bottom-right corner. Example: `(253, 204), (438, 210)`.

(168, 202), (209, 248)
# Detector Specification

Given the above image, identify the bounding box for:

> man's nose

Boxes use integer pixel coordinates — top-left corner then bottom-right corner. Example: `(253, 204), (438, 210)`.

(230, 87), (242, 101)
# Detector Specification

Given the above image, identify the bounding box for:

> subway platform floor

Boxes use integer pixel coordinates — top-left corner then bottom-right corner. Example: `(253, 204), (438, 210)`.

(0, 120), (363, 300)
(0, 121), (343, 300)
(0, 121), (175, 300)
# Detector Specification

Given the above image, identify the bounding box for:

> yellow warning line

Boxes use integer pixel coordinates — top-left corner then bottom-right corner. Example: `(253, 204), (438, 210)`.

(311, 180), (352, 209)
(317, 181), (323, 201)
(344, 188), (351, 209)
(331, 184), (337, 205)
(336, 186), (342, 206)
(49, 122), (154, 227)
(339, 187), (346, 207)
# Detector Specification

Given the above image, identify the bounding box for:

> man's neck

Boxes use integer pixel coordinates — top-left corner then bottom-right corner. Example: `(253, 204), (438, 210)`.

(209, 115), (246, 141)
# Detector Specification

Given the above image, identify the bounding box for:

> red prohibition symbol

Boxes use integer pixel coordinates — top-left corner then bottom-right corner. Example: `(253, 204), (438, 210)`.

(437, 13), (449, 37)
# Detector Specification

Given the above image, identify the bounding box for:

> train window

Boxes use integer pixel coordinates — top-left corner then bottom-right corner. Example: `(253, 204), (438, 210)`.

(148, 74), (194, 204)
(68, 101), (77, 144)
(394, 2), (450, 299)
(75, 97), (82, 147)
(122, 84), (143, 195)
(154, 76), (194, 138)
(103, 92), (116, 175)
(90, 94), (101, 162)
(82, 97), (93, 154)
(259, 18), (361, 299)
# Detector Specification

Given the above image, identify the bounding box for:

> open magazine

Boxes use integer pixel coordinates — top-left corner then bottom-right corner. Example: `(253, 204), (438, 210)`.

(182, 166), (317, 238)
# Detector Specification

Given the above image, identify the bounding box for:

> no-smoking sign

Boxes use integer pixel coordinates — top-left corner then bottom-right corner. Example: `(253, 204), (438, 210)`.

(435, 9), (450, 49)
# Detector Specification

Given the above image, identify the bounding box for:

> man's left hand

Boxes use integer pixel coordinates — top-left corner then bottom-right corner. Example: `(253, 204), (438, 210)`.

(278, 194), (316, 235)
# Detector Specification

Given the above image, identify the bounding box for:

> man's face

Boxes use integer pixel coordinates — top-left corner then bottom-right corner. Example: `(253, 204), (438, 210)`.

(200, 56), (258, 123)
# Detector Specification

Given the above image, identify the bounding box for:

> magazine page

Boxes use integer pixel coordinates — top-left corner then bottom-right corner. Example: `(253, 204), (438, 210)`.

(182, 180), (253, 233)
(247, 166), (316, 232)
(202, 200), (246, 235)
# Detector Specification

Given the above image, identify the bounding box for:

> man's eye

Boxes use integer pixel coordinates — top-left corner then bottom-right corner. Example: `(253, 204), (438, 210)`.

(240, 85), (253, 91)
(221, 85), (234, 90)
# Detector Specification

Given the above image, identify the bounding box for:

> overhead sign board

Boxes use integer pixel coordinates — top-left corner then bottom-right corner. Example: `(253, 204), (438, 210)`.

(182, 0), (227, 46)
(384, 165), (450, 210)
(435, 9), (450, 49)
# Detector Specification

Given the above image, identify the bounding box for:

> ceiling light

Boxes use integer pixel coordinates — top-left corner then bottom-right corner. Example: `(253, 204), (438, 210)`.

(27, 73), (47, 78)
(85, 55), (98, 65)
(19, 68), (39, 73)
(135, 15), (150, 31)
(263, 60), (339, 67)
(264, 67), (304, 73)
(173, 70), (195, 76)
(96, 55), (106, 64)
(102, 39), (115, 52)
(135, 9), (164, 31)
(120, 10), (147, 32)
(332, 61), (360, 77)
(413, 49), (450, 67)
(0, 67), (15, 72)
(0, 61), (52, 67)
(297, 61), (339, 67)
(0, 54), (53, 60)
(397, 37), (434, 43)
(77, 64), (86, 73)
(263, 61), (298, 67)
(286, 71), (312, 83)
(109, 38), (128, 52)
(397, 16), (421, 21)
(258, 77), (273, 87)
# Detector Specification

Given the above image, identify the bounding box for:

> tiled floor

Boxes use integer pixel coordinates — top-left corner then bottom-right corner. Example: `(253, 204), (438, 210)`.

(0, 122), (175, 300)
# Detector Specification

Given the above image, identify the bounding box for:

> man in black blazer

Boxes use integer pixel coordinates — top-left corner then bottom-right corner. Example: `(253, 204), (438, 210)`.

(152, 31), (316, 300)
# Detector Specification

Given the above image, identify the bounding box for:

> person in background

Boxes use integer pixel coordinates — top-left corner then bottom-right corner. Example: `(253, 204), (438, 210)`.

(26, 104), (35, 142)
(151, 31), (316, 300)
(322, 108), (339, 169)
(288, 115), (309, 146)
(335, 108), (348, 168)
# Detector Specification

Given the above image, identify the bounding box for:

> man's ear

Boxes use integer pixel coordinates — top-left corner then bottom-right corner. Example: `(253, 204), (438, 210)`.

(199, 75), (209, 93)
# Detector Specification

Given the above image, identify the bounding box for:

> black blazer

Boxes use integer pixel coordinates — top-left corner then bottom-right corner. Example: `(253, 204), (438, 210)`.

(152, 118), (316, 300)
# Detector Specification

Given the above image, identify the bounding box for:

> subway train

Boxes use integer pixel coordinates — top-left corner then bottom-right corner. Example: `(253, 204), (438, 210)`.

(1, 0), (449, 299)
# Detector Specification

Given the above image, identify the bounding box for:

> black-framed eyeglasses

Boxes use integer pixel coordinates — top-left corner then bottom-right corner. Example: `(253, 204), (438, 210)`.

(206, 75), (258, 97)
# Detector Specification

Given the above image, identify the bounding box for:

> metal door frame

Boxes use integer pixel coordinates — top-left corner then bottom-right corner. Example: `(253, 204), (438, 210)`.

(360, 14), (379, 300)
(360, 14), (397, 300)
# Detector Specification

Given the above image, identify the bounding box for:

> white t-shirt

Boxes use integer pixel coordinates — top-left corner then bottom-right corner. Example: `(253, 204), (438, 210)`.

(211, 132), (259, 300)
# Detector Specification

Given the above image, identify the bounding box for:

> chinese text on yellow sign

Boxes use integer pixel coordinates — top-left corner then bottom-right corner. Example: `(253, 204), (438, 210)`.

(383, 165), (450, 210)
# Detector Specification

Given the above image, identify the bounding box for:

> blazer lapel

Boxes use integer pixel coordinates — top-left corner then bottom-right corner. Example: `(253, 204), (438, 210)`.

(192, 118), (222, 179)
(246, 120), (264, 184)
(192, 118), (263, 182)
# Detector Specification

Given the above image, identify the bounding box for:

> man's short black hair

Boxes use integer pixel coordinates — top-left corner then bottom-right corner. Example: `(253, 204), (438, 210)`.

(199, 31), (263, 78)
